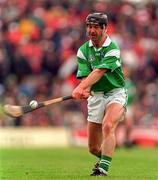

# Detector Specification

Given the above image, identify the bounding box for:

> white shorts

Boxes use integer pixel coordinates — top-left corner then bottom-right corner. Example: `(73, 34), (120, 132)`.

(87, 88), (128, 124)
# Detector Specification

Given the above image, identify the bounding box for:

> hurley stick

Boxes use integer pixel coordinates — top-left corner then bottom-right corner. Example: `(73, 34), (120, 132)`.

(3, 95), (73, 118)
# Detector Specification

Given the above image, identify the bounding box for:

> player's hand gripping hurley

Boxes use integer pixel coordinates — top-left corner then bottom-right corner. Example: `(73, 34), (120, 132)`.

(3, 95), (73, 118)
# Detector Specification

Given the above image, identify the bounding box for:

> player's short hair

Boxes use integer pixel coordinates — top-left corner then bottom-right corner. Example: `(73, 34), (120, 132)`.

(86, 13), (108, 28)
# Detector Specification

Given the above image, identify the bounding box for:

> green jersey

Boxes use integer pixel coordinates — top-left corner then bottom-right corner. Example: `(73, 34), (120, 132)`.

(76, 36), (125, 93)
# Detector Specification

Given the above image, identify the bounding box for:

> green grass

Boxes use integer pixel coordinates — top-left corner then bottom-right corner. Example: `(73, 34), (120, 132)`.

(0, 147), (158, 180)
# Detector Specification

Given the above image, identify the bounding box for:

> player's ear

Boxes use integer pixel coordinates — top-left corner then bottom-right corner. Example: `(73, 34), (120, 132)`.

(102, 29), (107, 36)
(103, 26), (107, 35)
(103, 25), (107, 31)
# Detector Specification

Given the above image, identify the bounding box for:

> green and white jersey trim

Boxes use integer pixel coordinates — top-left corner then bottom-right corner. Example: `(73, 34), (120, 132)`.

(116, 60), (121, 67)
(77, 49), (86, 60)
(104, 49), (120, 58)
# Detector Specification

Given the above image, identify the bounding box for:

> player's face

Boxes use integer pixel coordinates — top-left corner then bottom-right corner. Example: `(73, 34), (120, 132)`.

(86, 24), (106, 42)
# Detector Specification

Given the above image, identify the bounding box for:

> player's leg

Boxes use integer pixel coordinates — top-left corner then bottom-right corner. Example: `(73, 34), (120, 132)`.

(87, 121), (102, 174)
(87, 93), (105, 175)
(87, 93), (105, 156)
(99, 103), (125, 175)
(87, 121), (102, 157)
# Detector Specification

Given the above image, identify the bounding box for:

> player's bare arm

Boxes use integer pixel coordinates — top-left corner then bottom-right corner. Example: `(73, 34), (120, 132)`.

(72, 68), (108, 99)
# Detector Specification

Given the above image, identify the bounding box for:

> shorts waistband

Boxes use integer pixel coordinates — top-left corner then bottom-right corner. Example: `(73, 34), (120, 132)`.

(91, 91), (104, 95)
(91, 88), (126, 95)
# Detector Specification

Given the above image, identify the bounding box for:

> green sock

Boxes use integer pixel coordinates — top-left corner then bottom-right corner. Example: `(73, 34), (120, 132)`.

(99, 155), (112, 173)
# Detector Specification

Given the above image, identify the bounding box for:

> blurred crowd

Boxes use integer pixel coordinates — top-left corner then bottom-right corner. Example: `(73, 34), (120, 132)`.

(0, 0), (158, 138)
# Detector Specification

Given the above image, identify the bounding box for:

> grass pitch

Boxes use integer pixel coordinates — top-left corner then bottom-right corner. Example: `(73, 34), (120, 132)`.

(0, 147), (158, 180)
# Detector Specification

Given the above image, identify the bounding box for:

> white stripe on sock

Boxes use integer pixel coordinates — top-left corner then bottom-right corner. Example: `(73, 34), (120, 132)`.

(100, 161), (110, 166)
(100, 159), (111, 165)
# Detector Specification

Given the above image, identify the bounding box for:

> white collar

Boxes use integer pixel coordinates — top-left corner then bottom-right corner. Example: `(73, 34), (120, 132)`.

(89, 36), (111, 48)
